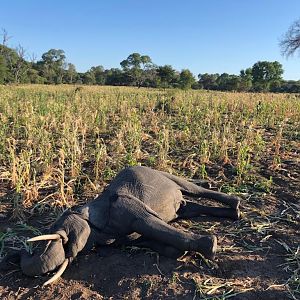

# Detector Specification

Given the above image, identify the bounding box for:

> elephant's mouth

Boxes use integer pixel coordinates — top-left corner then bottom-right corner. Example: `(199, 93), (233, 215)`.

(26, 234), (69, 286)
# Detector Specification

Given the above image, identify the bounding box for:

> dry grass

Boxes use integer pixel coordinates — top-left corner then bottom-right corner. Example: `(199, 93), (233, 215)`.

(0, 85), (298, 210)
(0, 84), (299, 299)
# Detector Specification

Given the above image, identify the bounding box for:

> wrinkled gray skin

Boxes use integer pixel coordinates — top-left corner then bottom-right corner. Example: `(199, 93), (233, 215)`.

(21, 166), (241, 276)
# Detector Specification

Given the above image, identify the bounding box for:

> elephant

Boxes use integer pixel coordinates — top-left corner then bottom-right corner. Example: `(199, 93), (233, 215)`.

(19, 166), (241, 285)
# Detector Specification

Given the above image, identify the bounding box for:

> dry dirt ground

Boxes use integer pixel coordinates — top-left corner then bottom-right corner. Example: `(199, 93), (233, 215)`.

(0, 150), (299, 300)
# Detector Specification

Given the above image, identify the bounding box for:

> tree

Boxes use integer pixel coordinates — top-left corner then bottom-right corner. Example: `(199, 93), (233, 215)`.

(120, 53), (152, 70)
(38, 49), (66, 84)
(280, 80), (300, 93)
(0, 30), (33, 84)
(216, 73), (241, 91)
(142, 68), (159, 87)
(251, 61), (283, 92)
(0, 54), (7, 83)
(105, 68), (126, 86)
(157, 65), (178, 88)
(120, 53), (154, 87)
(90, 65), (106, 85)
(26, 68), (45, 84)
(81, 66), (106, 85)
(0, 44), (29, 83)
(239, 68), (253, 91)
(179, 69), (195, 89)
(82, 71), (96, 85)
(198, 73), (219, 90)
(280, 19), (300, 57)
(0, 45), (18, 82)
(13, 44), (30, 83)
(65, 63), (78, 84)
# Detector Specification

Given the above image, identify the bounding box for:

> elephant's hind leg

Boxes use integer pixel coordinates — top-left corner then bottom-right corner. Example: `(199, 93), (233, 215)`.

(177, 200), (240, 220)
(161, 171), (240, 209)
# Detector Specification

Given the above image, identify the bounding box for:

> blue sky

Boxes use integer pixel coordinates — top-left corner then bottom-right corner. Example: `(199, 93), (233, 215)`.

(1, 0), (299, 80)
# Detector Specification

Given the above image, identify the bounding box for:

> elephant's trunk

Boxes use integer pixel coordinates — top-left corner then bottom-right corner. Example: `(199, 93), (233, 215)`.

(20, 239), (66, 276)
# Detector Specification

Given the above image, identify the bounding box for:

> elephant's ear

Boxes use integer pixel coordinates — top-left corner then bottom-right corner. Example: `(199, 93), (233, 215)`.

(63, 217), (91, 260)
(50, 213), (91, 260)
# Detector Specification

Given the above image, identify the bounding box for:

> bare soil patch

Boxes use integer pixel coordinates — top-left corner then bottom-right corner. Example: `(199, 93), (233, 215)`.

(1, 152), (299, 300)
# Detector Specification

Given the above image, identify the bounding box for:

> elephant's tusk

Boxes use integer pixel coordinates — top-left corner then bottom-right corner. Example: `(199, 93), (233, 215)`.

(43, 259), (68, 286)
(27, 234), (61, 242)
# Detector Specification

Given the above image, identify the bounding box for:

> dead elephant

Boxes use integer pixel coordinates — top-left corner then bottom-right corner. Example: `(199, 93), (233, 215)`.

(20, 166), (241, 285)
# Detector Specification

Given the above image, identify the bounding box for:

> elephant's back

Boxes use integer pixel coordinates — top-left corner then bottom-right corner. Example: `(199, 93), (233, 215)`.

(107, 166), (183, 221)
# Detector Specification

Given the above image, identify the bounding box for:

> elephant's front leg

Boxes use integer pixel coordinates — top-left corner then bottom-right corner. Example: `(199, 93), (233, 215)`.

(131, 214), (217, 259)
(109, 195), (217, 259)
(124, 235), (185, 258)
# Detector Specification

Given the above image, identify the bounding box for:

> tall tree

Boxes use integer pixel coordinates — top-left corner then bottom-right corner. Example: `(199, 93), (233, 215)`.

(198, 73), (219, 90)
(0, 54), (7, 83)
(26, 68), (45, 84)
(13, 44), (29, 83)
(280, 18), (300, 57)
(105, 68), (126, 86)
(120, 53), (154, 87)
(65, 63), (78, 83)
(0, 44), (20, 83)
(216, 73), (241, 91)
(157, 65), (178, 88)
(239, 68), (253, 91)
(251, 61), (283, 91)
(0, 34), (35, 84)
(82, 71), (96, 85)
(38, 49), (66, 84)
(90, 65), (105, 85)
(179, 69), (195, 89)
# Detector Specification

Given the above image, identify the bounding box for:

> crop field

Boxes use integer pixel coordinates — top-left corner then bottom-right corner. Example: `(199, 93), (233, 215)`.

(0, 85), (299, 299)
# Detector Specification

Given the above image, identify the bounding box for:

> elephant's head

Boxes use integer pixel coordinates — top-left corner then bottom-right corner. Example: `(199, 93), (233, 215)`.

(20, 212), (91, 285)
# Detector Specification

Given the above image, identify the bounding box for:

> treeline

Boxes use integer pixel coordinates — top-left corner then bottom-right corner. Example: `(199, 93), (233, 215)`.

(0, 44), (299, 92)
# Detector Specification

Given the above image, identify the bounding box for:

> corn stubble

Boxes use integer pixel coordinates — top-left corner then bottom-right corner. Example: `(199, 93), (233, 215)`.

(0, 85), (298, 212)
(0, 85), (299, 298)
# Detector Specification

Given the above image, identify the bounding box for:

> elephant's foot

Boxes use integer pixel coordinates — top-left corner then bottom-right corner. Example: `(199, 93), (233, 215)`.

(193, 235), (217, 260)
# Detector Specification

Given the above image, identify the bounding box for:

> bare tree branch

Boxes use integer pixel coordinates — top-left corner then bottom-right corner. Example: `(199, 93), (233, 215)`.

(280, 19), (300, 57)
(30, 52), (37, 63)
(1, 28), (12, 47)
(14, 44), (29, 83)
